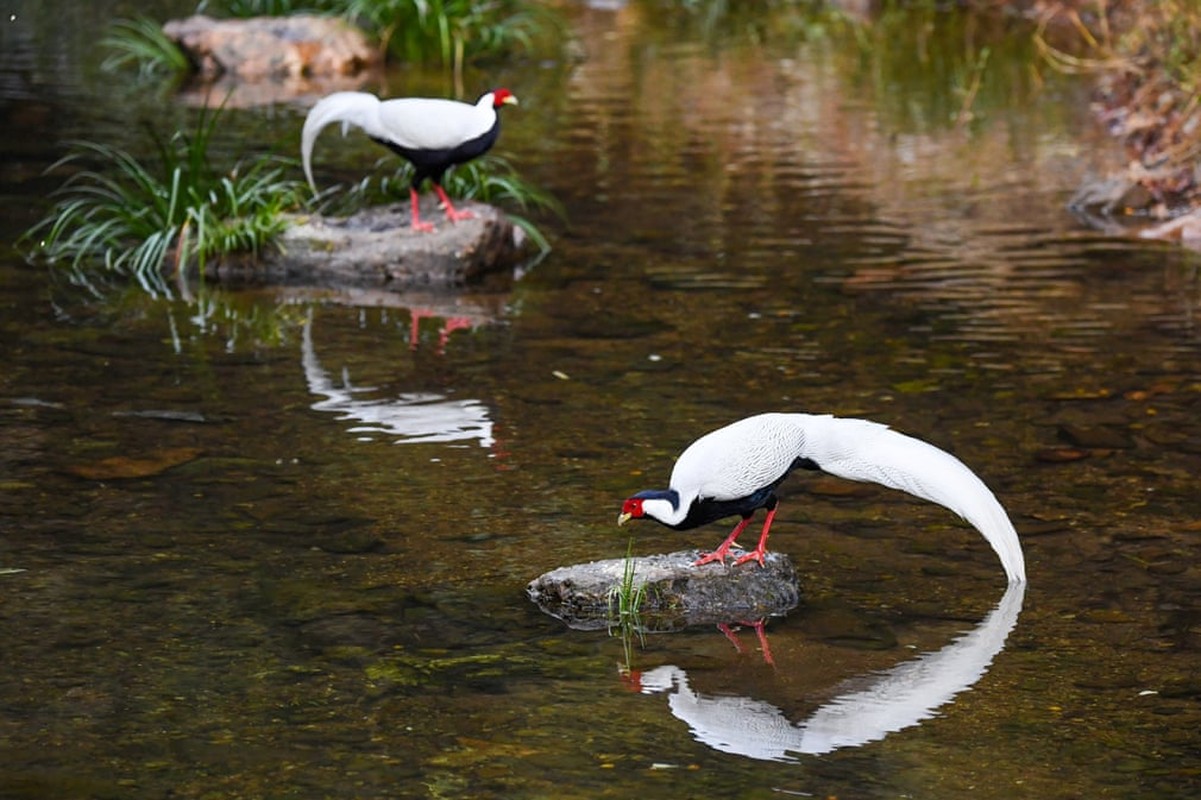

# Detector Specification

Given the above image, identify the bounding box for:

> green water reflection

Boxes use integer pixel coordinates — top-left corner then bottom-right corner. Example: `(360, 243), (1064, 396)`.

(3, 1), (1201, 798)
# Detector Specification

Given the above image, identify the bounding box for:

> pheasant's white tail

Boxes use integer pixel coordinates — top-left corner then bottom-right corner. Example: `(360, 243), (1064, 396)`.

(300, 92), (381, 194)
(802, 415), (1027, 584)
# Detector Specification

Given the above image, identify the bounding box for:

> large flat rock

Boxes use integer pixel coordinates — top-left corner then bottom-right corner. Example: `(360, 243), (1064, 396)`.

(210, 200), (523, 289)
(528, 550), (801, 632)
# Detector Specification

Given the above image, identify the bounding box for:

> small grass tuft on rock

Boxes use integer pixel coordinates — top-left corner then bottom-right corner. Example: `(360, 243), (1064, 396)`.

(608, 537), (650, 661)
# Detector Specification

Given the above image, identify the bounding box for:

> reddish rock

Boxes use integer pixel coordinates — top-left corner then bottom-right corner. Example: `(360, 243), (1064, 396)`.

(163, 14), (378, 81)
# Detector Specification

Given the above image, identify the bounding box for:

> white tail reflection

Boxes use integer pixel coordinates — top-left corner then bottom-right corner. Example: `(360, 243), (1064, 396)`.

(302, 313), (494, 447)
(636, 581), (1025, 760)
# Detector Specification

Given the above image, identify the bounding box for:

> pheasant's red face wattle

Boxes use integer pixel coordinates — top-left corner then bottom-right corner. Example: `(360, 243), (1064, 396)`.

(620, 497), (644, 518)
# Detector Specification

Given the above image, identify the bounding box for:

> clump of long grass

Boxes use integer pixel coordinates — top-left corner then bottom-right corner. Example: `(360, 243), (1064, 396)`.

(196, 0), (332, 16)
(607, 538), (649, 665)
(100, 15), (191, 80)
(608, 541), (649, 626)
(23, 105), (305, 296)
(340, 0), (562, 76)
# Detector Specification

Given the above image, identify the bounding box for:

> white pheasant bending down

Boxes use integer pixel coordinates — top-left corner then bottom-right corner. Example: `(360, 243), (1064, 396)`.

(618, 413), (1027, 585)
(301, 89), (518, 232)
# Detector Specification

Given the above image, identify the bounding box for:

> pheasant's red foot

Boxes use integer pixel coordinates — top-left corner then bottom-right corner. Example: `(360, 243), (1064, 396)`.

(443, 208), (476, 223)
(733, 548), (767, 567)
(434, 185), (473, 224)
(693, 549), (728, 567)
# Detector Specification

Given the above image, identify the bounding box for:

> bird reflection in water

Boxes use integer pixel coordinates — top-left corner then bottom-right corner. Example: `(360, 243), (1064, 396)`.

(629, 581), (1025, 760)
(302, 311), (494, 447)
(408, 307), (473, 353)
(716, 620), (775, 666)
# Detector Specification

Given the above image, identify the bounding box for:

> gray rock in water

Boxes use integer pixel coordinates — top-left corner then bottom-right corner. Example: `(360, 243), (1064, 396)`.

(527, 550), (801, 632)
(211, 201), (523, 289)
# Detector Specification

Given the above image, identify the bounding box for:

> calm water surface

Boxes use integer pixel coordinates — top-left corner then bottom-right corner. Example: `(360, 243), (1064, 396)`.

(2, 2), (1201, 798)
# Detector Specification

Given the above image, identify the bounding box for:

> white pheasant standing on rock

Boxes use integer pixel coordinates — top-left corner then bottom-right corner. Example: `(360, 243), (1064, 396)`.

(618, 413), (1027, 585)
(301, 89), (519, 232)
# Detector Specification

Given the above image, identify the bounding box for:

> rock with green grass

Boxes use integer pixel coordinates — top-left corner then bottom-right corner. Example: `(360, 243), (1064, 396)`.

(213, 199), (524, 288)
(527, 550), (801, 632)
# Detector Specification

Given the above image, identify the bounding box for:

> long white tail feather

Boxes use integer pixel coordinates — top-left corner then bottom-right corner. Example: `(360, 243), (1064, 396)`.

(301, 92), (384, 194)
(796, 415), (1026, 584)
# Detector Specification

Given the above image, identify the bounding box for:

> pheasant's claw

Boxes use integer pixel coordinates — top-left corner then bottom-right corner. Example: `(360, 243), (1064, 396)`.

(733, 548), (767, 568)
(693, 549), (728, 567)
(444, 207), (476, 223)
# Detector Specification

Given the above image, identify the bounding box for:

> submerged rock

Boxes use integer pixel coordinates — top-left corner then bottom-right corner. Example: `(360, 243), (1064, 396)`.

(527, 550), (801, 632)
(65, 447), (204, 480)
(211, 201), (524, 289)
(1057, 423), (1135, 450)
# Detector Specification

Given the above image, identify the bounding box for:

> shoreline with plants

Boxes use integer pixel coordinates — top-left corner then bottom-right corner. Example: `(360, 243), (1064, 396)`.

(998, 0), (1201, 240)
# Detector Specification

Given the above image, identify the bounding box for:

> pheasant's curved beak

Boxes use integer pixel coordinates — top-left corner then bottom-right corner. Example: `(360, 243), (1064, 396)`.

(617, 512), (632, 526)
(504, 95), (519, 106)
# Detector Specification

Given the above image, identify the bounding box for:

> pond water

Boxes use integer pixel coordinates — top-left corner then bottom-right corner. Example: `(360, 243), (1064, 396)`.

(3, 1), (1201, 798)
